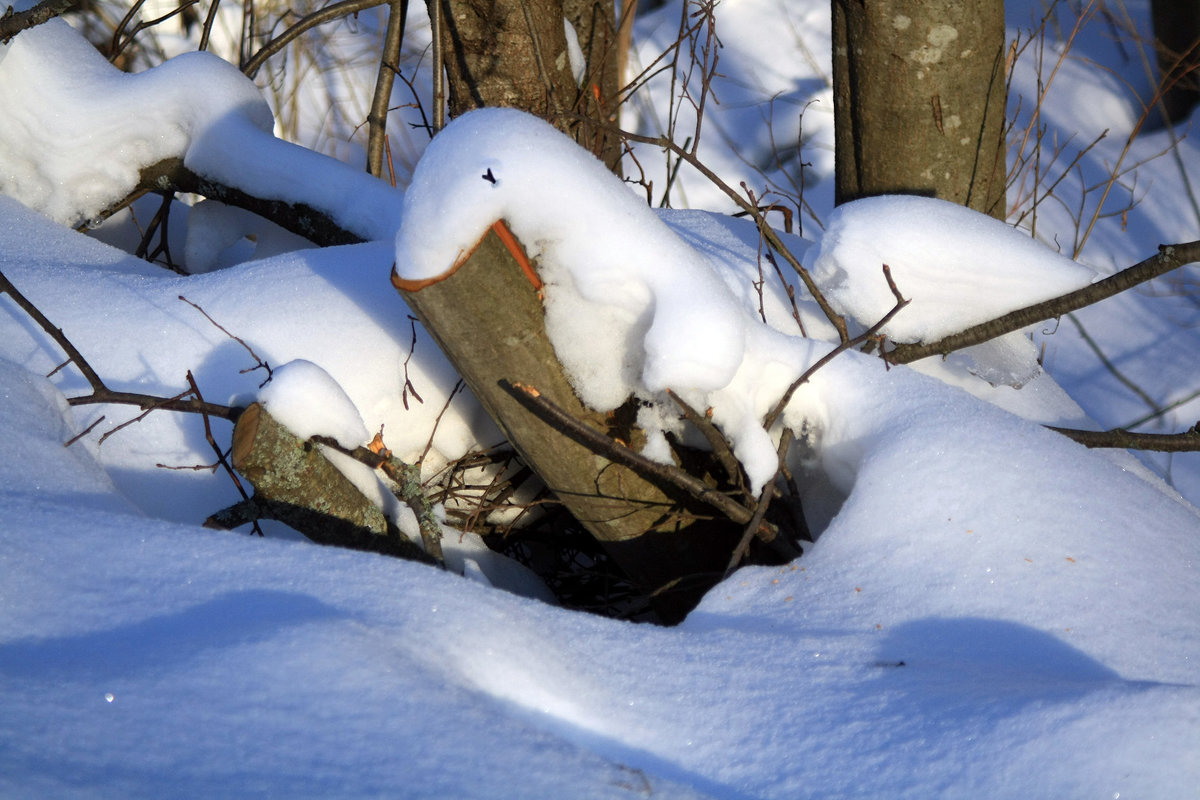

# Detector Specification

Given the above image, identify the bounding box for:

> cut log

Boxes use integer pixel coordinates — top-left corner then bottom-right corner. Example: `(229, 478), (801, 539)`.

(394, 224), (741, 620)
(223, 402), (432, 563)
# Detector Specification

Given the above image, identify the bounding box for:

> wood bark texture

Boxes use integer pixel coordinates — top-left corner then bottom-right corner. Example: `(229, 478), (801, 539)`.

(429, 0), (624, 171)
(832, 0), (1007, 218)
(228, 402), (432, 562)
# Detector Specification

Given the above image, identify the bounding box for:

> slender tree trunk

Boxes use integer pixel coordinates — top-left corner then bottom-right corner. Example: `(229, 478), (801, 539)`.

(563, 0), (624, 171)
(1151, 0), (1200, 124)
(832, 0), (1008, 218)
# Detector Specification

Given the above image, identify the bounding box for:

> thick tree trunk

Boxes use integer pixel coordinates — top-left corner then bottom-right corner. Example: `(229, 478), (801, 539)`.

(430, 0), (578, 125)
(428, 0), (623, 170)
(1151, 0), (1200, 125)
(832, 0), (1007, 218)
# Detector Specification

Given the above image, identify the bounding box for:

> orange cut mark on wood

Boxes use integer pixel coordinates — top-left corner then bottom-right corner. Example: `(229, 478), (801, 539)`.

(490, 220), (542, 290)
(391, 219), (542, 292)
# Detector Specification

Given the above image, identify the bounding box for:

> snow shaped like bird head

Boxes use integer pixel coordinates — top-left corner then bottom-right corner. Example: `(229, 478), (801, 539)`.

(393, 108), (747, 409)
(807, 195), (1096, 343)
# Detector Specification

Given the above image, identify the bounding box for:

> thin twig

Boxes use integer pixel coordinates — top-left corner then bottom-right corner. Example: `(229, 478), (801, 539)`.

(1046, 424), (1200, 452)
(765, 265), (909, 429)
(885, 241), (1200, 365)
(501, 380), (756, 526)
(186, 371), (261, 534)
(725, 429), (793, 577)
(178, 295), (272, 384)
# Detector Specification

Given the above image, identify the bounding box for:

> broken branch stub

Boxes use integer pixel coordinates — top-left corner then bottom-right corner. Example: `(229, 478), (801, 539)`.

(228, 402), (432, 562)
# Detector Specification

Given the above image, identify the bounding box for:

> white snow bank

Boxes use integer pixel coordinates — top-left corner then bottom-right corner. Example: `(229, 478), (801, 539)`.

(0, 20), (270, 225)
(0, 20), (404, 240)
(808, 195), (1097, 342)
(0, 195), (498, 525)
(1, 347), (1198, 798)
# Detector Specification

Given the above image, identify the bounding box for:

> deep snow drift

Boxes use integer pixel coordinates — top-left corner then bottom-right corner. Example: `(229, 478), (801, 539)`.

(1, 1), (1199, 798)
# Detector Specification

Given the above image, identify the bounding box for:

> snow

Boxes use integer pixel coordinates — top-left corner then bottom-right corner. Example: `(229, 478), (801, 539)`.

(808, 194), (1098, 342)
(257, 359), (372, 447)
(395, 108), (753, 405)
(0, 19), (272, 226)
(0, 18), (405, 241)
(2, 2), (1200, 797)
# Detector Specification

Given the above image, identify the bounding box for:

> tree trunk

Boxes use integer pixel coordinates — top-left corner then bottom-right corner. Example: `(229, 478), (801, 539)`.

(563, 0), (624, 171)
(1151, 0), (1200, 125)
(428, 0), (623, 171)
(832, 0), (1008, 218)
(394, 224), (742, 621)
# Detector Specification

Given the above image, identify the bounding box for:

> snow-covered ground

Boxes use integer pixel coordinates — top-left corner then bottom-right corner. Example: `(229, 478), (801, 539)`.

(1, 1), (1198, 797)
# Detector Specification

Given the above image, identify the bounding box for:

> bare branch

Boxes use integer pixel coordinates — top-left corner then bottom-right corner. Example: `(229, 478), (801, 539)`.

(765, 264), (909, 429)
(885, 240), (1200, 364)
(501, 380), (758, 527)
(0, 0), (73, 44)
(0, 268), (238, 422)
(132, 158), (363, 247)
(1047, 424), (1200, 452)
(241, 0), (387, 78)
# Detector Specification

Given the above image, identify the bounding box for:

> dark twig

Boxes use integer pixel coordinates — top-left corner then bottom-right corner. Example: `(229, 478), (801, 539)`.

(63, 416), (105, 448)
(765, 264), (909, 429)
(1046, 424), (1200, 452)
(501, 380), (755, 526)
(885, 241), (1200, 364)
(178, 295), (272, 384)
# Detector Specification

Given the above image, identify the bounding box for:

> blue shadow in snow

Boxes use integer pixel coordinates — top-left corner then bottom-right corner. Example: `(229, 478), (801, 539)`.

(0, 589), (343, 682)
(873, 616), (1122, 688)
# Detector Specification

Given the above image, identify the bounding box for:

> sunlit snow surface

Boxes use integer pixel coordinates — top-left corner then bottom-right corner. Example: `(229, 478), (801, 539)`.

(1, 4), (1200, 799)
(0, 18), (405, 240)
(808, 194), (1098, 342)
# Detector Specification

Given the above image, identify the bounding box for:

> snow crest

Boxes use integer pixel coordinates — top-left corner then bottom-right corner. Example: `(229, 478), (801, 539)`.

(0, 20), (272, 225)
(808, 195), (1097, 342)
